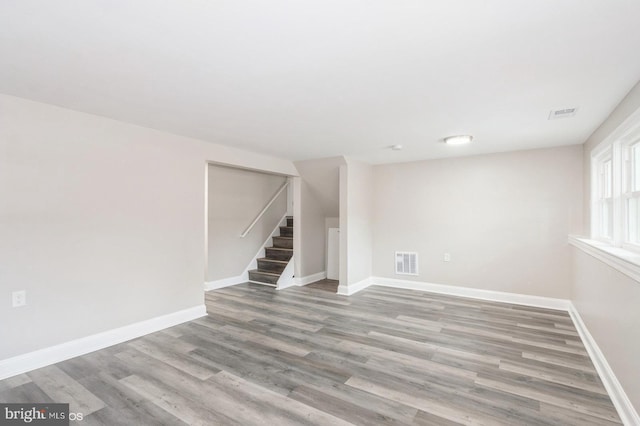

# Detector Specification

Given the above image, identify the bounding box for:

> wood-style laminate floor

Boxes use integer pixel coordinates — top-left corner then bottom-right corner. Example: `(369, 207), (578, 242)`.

(306, 278), (339, 293)
(0, 284), (622, 425)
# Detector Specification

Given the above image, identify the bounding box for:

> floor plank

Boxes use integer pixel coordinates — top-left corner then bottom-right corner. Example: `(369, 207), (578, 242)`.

(0, 283), (622, 425)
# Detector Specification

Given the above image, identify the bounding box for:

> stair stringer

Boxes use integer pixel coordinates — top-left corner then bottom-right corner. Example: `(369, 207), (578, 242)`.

(241, 214), (288, 282)
(276, 257), (295, 290)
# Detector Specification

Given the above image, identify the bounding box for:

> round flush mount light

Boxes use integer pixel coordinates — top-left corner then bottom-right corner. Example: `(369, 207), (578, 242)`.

(444, 135), (473, 145)
(391, 144), (403, 151)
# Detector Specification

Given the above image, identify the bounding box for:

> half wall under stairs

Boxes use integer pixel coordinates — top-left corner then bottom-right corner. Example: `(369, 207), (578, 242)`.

(248, 216), (293, 287)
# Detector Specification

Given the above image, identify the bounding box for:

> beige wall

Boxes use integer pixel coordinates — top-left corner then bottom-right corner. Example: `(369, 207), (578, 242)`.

(574, 80), (640, 415)
(325, 217), (339, 275)
(207, 165), (287, 281)
(372, 145), (583, 299)
(339, 165), (348, 287)
(293, 157), (343, 277)
(571, 248), (640, 413)
(344, 158), (374, 286)
(0, 94), (296, 360)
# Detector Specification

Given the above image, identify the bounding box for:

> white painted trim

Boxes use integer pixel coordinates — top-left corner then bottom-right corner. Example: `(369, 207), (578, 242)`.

(591, 105), (640, 164)
(0, 305), (206, 381)
(276, 257), (295, 290)
(337, 277), (372, 295)
(205, 215), (287, 292)
(370, 276), (638, 423)
(569, 235), (640, 283)
(204, 274), (247, 291)
(370, 277), (571, 310)
(241, 214), (288, 278)
(240, 181), (289, 238)
(277, 281), (296, 290)
(589, 106), (640, 245)
(568, 303), (640, 426)
(293, 271), (327, 286)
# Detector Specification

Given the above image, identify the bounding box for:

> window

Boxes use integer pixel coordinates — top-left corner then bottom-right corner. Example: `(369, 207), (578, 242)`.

(624, 142), (640, 246)
(593, 149), (613, 240)
(591, 118), (640, 250)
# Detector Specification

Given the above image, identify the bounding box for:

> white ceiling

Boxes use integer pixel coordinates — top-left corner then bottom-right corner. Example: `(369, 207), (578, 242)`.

(1, 1), (639, 164)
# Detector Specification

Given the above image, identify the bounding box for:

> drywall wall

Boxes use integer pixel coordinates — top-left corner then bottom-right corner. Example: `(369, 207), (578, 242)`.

(343, 158), (374, 287)
(325, 217), (339, 275)
(339, 165), (348, 288)
(293, 157), (343, 278)
(574, 79), (640, 417)
(571, 248), (640, 416)
(372, 145), (583, 298)
(0, 93), (297, 360)
(207, 165), (287, 282)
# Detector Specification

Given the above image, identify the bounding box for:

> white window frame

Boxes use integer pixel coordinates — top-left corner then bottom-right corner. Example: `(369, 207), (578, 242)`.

(622, 139), (640, 251)
(591, 147), (614, 243)
(591, 110), (640, 252)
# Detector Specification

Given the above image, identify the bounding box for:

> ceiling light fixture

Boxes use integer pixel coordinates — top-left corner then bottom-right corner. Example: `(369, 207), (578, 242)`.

(444, 135), (473, 145)
(391, 144), (403, 151)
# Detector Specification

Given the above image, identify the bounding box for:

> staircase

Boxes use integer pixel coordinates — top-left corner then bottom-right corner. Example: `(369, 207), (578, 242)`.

(248, 216), (293, 286)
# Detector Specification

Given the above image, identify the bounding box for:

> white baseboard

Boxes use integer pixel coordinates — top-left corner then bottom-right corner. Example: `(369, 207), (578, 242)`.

(337, 277), (372, 295)
(371, 277), (571, 311)
(204, 273), (247, 291)
(369, 276), (636, 424)
(276, 281), (296, 290)
(205, 216), (289, 292)
(568, 303), (640, 426)
(0, 305), (206, 381)
(293, 271), (326, 286)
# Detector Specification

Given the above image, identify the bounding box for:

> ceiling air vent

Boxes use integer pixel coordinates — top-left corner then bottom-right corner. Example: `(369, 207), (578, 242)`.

(395, 252), (418, 276)
(548, 107), (578, 120)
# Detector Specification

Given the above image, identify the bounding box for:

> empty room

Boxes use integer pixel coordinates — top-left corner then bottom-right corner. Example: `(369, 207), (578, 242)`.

(1, 1), (640, 425)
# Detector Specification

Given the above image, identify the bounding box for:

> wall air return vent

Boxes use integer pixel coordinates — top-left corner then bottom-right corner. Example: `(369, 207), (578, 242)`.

(395, 251), (418, 276)
(548, 107), (578, 120)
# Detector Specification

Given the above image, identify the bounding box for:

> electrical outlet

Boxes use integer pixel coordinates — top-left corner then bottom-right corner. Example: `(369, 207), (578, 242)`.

(12, 290), (26, 308)
(444, 253), (451, 262)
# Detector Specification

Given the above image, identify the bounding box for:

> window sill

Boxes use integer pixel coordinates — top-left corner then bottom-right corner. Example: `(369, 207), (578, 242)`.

(568, 235), (640, 283)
